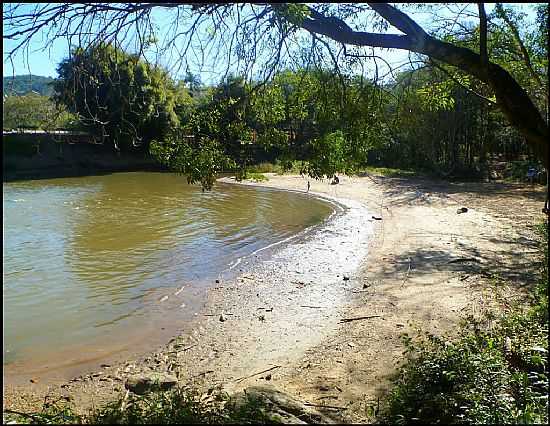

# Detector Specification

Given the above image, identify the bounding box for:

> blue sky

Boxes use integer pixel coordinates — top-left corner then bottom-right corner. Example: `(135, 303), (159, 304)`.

(2, 3), (540, 84)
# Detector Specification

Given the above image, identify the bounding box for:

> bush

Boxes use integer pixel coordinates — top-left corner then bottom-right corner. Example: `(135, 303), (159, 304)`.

(383, 220), (549, 424)
(3, 386), (270, 425)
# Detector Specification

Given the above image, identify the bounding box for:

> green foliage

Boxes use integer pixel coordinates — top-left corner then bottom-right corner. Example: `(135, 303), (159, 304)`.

(383, 220), (549, 424)
(246, 172), (269, 182)
(3, 386), (270, 424)
(248, 69), (387, 179)
(54, 43), (184, 152)
(303, 131), (346, 179)
(3, 94), (78, 130)
(3, 74), (55, 96)
(150, 133), (235, 190)
(359, 166), (423, 178)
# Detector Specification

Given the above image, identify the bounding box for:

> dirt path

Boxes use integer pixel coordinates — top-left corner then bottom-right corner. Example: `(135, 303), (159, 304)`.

(3, 174), (545, 422)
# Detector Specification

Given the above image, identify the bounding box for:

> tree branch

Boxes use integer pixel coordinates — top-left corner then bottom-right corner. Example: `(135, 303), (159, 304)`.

(478, 3), (488, 68)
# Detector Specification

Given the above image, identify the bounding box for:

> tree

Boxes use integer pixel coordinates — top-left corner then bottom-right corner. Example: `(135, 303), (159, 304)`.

(2, 93), (77, 130)
(54, 42), (181, 152)
(4, 3), (547, 167)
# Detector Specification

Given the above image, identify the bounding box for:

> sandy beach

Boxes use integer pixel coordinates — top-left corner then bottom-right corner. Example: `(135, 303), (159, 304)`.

(3, 173), (546, 422)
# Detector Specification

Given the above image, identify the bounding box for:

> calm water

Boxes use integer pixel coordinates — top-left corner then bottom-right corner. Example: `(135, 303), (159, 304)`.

(3, 172), (332, 370)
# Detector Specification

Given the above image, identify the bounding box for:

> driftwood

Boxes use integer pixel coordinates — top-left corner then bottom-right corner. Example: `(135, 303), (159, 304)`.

(304, 402), (347, 410)
(447, 257), (481, 264)
(339, 315), (383, 323)
(234, 365), (281, 383)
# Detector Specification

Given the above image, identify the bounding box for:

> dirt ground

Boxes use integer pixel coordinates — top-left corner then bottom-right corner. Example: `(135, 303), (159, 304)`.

(3, 174), (546, 422)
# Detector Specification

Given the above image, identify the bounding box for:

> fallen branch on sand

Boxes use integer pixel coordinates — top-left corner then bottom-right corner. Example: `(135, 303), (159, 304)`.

(447, 257), (481, 264)
(304, 402), (347, 410)
(234, 365), (281, 383)
(339, 315), (383, 323)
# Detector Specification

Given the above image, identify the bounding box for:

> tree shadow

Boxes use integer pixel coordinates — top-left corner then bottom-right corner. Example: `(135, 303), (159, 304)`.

(373, 234), (540, 291)
(373, 176), (546, 208)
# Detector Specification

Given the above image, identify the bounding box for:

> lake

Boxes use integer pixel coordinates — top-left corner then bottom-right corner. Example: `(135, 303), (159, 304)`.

(3, 172), (333, 377)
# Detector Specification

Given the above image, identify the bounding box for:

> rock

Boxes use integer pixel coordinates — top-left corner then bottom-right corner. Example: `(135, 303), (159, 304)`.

(343, 275), (350, 281)
(125, 373), (178, 395)
(259, 315), (266, 322)
(456, 207), (468, 214)
(229, 385), (335, 424)
(100, 363), (111, 368)
(371, 215), (382, 220)
(215, 279), (220, 284)
(219, 312), (227, 322)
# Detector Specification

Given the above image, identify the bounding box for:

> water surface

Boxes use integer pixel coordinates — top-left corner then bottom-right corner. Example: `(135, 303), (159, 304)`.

(3, 172), (332, 373)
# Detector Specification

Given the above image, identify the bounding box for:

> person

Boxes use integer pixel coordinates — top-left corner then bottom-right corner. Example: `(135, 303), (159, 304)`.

(331, 175), (339, 185)
(527, 167), (537, 185)
(307, 181), (310, 192)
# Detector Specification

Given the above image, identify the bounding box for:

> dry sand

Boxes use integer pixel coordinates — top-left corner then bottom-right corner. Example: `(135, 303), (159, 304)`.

(3, 173), (546, 422)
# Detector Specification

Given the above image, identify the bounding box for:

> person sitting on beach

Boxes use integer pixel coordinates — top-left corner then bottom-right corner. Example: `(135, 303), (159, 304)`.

(331, 175), (340, 185)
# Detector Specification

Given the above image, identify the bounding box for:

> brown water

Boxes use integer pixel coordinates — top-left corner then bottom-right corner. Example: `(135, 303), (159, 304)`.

(3, 172), (333, 375)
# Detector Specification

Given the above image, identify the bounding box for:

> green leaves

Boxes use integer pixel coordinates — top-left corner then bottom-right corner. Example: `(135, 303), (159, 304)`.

(274, 4), (310, 26)
(55, 42), (182, 152)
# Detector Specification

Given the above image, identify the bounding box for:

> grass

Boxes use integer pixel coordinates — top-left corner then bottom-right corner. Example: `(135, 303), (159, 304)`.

(245, 162), (424, 179)
(381, 220), (549, 424)
(246, 172), (269, 182)
(246, 161), (305, 175)
(357, 166), (422, 178)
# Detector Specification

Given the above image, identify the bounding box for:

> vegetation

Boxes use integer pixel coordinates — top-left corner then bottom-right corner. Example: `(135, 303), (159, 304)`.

(54, 43), (183, 153)
(383, 220), (549, 424)
(3, 93), (78, 131)
(3, 74), (55, 96)
(3, 386), (270, 424)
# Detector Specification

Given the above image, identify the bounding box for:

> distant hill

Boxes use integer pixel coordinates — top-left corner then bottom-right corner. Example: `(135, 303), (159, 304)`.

(3, 74), (56, 97)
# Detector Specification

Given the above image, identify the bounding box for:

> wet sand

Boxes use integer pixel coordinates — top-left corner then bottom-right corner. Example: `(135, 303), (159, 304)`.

(3, 173), (545, 422)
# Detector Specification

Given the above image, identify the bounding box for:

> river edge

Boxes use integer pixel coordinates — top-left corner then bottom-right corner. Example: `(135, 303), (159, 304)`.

(3, 173), (545, 422)
(3, 173), (375, 417)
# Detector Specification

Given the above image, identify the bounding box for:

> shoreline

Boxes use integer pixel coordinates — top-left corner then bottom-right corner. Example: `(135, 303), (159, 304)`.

(3, 173), (545, 422)
(3, 177), (342, 386)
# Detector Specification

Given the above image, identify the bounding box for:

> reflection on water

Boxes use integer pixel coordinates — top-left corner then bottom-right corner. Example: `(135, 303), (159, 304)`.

(3, 172), (332, 366)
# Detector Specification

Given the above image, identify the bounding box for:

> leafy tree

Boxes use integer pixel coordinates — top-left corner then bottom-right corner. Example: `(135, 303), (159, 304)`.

(4, 3), (548, 178)
(54, 42), (182, 152)
(2, 93), (77, 130)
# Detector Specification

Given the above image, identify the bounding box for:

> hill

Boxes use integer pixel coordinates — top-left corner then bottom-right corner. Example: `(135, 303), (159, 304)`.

(3, 74), (55, 97)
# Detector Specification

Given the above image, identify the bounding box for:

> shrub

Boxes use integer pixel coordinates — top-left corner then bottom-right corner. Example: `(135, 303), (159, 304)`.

(383, 220), (549, 424)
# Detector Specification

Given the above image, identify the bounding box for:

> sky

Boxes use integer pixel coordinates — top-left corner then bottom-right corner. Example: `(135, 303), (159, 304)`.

(2, 3), (541, 85)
